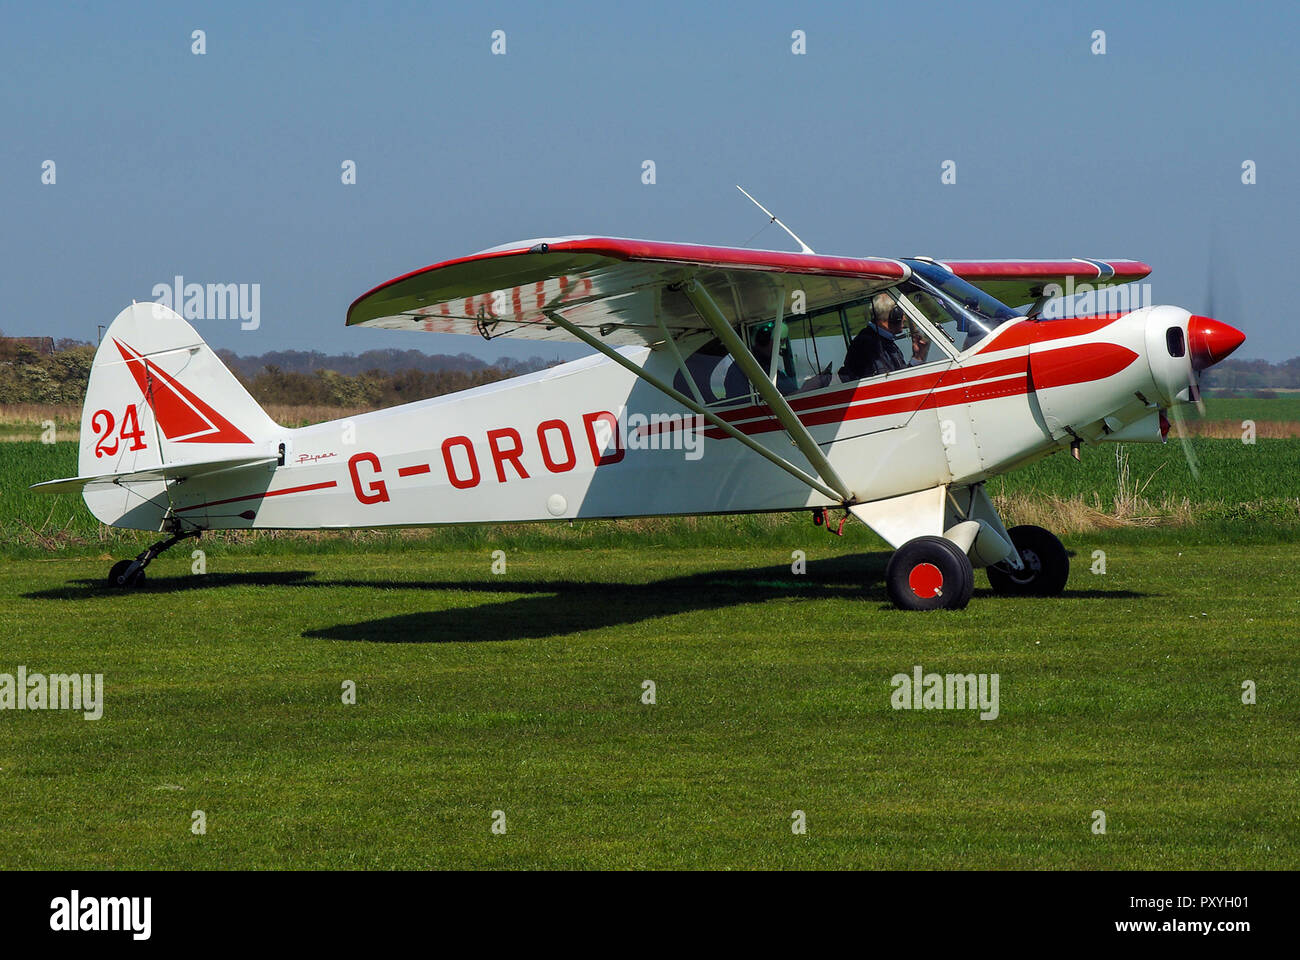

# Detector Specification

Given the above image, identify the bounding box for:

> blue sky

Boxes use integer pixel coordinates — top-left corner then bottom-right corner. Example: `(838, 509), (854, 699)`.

(2, 0), (1296, 362)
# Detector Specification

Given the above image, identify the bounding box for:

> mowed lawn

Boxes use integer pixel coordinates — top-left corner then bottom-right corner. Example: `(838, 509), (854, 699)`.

(0, 535), (1296, 869)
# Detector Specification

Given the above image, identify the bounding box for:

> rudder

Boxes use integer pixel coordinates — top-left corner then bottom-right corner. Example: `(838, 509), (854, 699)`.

(78, 302), (281, 522)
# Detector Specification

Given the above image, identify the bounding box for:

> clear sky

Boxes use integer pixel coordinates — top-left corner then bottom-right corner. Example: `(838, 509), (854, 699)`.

(3, 0), (1296, 362)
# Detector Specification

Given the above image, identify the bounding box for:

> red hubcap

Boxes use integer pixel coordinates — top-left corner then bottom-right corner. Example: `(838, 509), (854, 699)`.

(908, 562), (943, 598)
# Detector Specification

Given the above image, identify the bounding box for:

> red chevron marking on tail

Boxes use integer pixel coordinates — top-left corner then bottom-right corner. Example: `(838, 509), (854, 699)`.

(113, 339), (252, 444)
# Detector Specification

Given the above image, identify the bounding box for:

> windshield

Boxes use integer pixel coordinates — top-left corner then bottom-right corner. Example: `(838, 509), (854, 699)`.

(899, 259), (1022, 350)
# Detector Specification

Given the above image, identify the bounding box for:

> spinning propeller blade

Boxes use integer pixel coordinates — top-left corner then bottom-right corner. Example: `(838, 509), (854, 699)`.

(1166, 239), (1246, 480)
(1167, 403), (1200, 480)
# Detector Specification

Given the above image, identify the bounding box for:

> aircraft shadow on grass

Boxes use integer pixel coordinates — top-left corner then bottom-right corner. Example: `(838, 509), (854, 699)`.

(24, 555), (1148, 644)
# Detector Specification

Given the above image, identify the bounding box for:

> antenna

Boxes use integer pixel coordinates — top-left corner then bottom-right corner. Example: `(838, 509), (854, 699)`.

(735, 185), (815, 255)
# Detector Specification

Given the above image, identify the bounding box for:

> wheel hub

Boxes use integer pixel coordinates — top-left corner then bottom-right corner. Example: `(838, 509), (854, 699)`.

(908, 562), (944, 598)
(1002, 548), (1042, 585)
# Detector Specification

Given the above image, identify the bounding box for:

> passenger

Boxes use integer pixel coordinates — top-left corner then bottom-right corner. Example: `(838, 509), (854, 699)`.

(724, 321), (797, 397)
(840, 294), (906, 381)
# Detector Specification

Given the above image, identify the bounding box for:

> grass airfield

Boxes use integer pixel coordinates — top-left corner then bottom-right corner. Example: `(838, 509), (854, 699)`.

(1, 420), (1297, 869)
(2, 533), (1297, 869)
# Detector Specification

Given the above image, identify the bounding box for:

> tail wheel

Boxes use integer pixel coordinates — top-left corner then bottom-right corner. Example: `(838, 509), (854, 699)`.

(107, 559), (146, 589)
(884, 536), (974, 611)
(986, 525), (1069, 596)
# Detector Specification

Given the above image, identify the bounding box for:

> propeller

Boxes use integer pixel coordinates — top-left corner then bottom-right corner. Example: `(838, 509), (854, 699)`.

(1168, 262), (1208, 478)
(1167, 238), (1246, 480)
(1166, 399), (1200, 479)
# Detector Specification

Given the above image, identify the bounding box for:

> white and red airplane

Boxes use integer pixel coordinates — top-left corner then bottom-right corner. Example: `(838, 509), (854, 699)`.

(32, 231), (1244, 609)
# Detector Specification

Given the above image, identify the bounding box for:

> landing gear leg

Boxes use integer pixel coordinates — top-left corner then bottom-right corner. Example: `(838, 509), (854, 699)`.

(106, 528), (202, 589)
(986, 525), (1069, 596)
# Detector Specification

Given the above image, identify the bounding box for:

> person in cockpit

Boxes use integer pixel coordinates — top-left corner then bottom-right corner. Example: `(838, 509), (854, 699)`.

(724, 320), (798, 397)
(839, 293), (907, 381)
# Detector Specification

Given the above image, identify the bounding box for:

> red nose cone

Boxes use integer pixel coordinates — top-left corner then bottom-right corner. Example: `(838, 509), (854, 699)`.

(1188, 315), (1245, 370)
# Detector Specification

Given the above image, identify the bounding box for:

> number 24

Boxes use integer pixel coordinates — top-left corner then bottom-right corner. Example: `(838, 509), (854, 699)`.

(91, 406), (148, 458)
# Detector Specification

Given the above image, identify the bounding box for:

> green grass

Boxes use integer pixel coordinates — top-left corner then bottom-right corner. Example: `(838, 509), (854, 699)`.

(996, 436), (1297, 502)
(0, 539), (1296, 869)
(3, 436), (1297, 869)
(1202, 395), (1300, 422)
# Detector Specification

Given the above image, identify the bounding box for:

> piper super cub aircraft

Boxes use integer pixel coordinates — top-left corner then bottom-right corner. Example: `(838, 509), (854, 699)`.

(32, 216), (1245, 609)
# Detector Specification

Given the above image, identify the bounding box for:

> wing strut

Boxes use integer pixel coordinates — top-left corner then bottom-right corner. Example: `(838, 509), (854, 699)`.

(542, 309), (843, 502)
(678, 279), (856, 503)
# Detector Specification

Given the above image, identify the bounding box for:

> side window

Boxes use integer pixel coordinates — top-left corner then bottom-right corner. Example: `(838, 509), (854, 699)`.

(673, 336), (751, 406)
(673, 316), (845, 403)
(900, 312), (949, 367)
(838, 292), (937, 383)
(744, 321), (797, 395)
(780, 309), (850, 394)
(670, 291), (953, 404)
(900, 287), (970, 352)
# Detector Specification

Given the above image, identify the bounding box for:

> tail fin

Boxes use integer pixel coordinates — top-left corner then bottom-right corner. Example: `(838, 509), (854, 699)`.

(78, 301), (281, 488)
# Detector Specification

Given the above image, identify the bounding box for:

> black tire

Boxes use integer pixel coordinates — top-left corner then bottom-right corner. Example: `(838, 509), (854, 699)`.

(986, 525), (1069, 596)
(107, 559), (146, 589)
(884, 536), (974, 611)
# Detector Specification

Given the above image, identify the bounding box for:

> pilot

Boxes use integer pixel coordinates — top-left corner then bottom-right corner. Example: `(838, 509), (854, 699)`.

(839, 293), (907, 381)
(724, 320), (797, 396)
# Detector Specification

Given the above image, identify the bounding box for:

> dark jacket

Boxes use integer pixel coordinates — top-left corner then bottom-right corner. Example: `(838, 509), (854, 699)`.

(840, 324), (905, 381)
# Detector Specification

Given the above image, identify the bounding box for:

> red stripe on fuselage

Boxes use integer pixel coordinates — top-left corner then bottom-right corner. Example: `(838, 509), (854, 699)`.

(699, 341), (1135, 440)
(976, 315), (1124, 354)
(705, 354), (1029, 432)
(176, 480), (338, 513)
(1030, 342), (1138, 389)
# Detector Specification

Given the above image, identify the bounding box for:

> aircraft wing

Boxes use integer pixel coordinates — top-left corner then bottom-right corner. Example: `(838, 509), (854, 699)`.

(932, 258), (1152, 309)
(346, 236), (908, 346)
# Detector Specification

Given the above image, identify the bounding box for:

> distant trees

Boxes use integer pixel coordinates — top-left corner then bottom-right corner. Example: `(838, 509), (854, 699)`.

(239, 364), (519, 407)
(0, 337), (555, 407)
(0, 338), (95, 403)
(215, 347), (554, 380)
(1203, 357), (1300, 394)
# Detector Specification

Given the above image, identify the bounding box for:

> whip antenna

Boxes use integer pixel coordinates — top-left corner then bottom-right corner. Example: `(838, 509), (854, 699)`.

(735, 185), (815, 255)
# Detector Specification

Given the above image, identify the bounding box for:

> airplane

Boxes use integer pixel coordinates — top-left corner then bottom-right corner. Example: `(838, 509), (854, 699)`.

(31, 227), (1245, 610)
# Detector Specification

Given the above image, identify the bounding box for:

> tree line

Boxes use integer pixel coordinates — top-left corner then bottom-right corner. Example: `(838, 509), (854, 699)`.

(0, 337), (554, 406)
(1, 334), (1296, 406)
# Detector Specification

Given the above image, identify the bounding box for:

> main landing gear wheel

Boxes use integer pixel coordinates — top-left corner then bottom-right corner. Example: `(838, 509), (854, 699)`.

(107, 559), (146, 589)
(885, 536), (974, 611)
(986, 524), (1069, 596)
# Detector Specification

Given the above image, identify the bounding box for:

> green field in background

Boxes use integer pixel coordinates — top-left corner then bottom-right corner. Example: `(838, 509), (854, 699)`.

(4, 435), (1297, 558)
(1202, 395), (1300, 422)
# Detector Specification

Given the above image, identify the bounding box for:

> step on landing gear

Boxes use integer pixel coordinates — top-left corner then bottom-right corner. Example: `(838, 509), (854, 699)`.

(812, 507), (848, 536)
(986, 524), (1069, 596)
(106, 528), (202, 589)
(885, 535), (974, 611)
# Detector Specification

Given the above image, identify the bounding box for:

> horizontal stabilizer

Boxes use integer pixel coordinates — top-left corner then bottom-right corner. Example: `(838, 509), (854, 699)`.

(29, 455), (278, 494)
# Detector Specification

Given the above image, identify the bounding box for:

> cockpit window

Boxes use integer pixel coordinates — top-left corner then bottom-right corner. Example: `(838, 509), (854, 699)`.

(671, 290), (953, 405)
(900, 260), (1022, 351)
